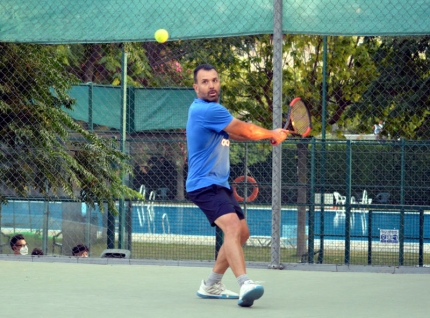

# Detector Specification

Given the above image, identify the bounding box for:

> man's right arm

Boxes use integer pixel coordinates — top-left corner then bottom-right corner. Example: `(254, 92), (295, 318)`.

(224, 118), (288, 145)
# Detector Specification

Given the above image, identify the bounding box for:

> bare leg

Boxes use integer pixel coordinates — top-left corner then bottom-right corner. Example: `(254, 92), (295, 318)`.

(212, 214), (250, 277)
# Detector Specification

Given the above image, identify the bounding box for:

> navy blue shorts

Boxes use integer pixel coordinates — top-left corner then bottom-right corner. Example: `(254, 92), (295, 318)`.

(188, 185), (245, 226)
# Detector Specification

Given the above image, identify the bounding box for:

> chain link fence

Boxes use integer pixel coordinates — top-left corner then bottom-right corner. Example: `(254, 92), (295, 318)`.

(1, 1), (430, 267)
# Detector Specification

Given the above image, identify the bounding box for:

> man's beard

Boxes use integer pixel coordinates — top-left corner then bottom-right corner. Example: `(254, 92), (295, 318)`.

(202, 90), (219, 102)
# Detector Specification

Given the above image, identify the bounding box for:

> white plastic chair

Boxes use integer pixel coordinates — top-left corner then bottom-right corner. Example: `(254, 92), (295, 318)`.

(362, 190), (368, 204)
(333, 192), (346, 205)
(351, 190), (370, 205)
(137, 185), (146, 227)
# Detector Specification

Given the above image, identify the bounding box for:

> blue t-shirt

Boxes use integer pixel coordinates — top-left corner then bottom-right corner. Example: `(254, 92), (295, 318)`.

(186, 98), (233, 192)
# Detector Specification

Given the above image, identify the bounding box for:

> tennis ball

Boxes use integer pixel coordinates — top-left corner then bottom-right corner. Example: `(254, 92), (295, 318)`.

(154, 29), (169, 43)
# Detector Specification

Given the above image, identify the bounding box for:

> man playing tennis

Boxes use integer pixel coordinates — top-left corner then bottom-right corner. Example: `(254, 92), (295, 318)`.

(186, 64), (288, 307)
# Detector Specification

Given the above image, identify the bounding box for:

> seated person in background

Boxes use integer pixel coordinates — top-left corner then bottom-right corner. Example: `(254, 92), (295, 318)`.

(31, 248), (44, 256)
(72, 244), (89, 257)
(10, 234), (28, 255)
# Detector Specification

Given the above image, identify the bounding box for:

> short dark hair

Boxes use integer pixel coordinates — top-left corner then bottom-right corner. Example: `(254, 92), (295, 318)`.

(10, 234), (25, 249)
(31, 248), (44, 256)
(193, 64), (216, 83)
(72, 244), (89, 256)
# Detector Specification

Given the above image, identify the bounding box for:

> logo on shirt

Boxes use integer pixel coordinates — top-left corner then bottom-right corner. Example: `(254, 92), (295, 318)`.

(221, 138), (230, 147)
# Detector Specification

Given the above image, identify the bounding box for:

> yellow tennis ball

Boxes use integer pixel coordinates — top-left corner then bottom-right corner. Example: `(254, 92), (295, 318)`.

(154, 29), (169, 43)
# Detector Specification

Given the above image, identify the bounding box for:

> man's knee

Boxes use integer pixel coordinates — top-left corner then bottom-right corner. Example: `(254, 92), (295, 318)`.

(216, 213), (242, 234)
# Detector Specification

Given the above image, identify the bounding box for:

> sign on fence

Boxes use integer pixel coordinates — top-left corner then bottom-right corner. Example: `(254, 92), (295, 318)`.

(380, 229), (399, 243)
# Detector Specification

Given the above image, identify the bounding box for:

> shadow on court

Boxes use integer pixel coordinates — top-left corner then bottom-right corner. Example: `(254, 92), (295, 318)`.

(1, 257), (429, 318)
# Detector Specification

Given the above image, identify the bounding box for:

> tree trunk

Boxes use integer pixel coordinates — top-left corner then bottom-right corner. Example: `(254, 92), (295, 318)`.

(82, 44), (102, 82)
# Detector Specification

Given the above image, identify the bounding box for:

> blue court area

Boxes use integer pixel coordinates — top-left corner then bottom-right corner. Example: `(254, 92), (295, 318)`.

(1, 200), (430, 244)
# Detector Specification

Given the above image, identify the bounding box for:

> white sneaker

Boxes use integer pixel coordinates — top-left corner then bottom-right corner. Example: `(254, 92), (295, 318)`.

(196, 280), (239, 299)
(238, 280), (264, 307)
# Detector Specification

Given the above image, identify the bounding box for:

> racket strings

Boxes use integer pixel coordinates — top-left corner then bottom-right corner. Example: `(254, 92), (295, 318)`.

(290, 101), (311, 135)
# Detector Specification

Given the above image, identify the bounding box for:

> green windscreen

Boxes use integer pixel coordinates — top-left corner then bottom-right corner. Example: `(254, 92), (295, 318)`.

(1, 0), (429, 44)
(64, 85), (194, 131)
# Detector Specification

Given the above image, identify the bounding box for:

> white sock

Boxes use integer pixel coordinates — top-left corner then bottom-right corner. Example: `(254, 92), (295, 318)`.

(237, 274), (250, 286)
(206, 272), (223, 286)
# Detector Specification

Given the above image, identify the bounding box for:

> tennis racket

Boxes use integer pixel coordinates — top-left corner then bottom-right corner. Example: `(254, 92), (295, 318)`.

(283, 97), (312, 137)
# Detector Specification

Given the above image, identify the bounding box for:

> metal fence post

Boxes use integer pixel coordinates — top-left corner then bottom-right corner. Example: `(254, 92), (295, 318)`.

(118, 45), (128, 249)
(308, 138), (316, 263)
(367, 209), (373, 265)
(419, 209), (424, 267)
(344, 140), (352, 264)
(399, 138), (405, 265)
(42, 184), (49, 255)
(317, 37), (328, 264)
(88, 82), (93, 132)
(269, 0), (283, 269)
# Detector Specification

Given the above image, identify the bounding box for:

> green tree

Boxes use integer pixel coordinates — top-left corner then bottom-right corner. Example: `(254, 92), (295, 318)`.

(350, 36), (430, 140)
(55, 43), (154, 87)
(0, 43), (141, 212)
(281, 35), (379, 136)
(55, 42), (187, 88)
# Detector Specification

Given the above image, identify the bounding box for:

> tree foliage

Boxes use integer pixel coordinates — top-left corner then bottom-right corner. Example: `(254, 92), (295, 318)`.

(0, 43), (141, 212)
(51, 35), (430, 142)
(349, 36), (430, 139)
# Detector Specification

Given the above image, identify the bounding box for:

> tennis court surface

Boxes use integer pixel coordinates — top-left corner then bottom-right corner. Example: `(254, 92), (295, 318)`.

(1, 257), (429, 318)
